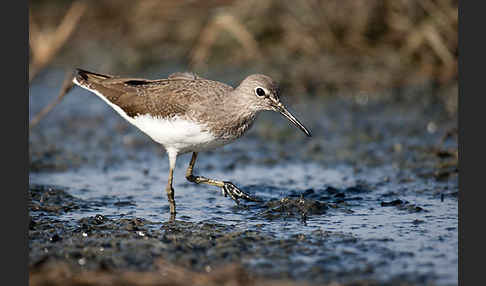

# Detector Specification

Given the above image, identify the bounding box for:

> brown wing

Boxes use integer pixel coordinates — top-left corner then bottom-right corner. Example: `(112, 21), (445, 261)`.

(74, 69), (232, 119)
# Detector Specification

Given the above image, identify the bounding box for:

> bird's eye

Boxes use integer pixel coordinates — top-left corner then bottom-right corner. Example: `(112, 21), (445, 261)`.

(255, 87), (266, 97)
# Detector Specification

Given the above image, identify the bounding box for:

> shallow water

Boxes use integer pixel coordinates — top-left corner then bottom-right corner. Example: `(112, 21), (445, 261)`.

(29, 68), (458, 285)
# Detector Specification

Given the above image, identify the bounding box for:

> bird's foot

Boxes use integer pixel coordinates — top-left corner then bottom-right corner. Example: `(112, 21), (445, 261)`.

(221, 181), (262, 204)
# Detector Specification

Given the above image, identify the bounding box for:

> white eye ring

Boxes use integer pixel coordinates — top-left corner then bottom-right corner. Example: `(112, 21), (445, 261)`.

(255, 87), (268, 97)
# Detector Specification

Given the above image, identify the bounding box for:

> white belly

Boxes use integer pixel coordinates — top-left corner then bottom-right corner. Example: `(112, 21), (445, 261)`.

(129, 114), (226, 154)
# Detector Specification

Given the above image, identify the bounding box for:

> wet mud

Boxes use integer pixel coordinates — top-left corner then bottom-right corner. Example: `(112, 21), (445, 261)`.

(29, 69), (458, 286)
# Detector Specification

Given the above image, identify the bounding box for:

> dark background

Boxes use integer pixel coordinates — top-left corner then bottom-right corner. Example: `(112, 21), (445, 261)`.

(29, 0), (457, 114)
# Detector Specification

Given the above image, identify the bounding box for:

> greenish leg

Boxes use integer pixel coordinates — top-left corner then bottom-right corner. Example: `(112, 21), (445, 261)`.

(165, 167), (176, 215)
(185, 152), (261, 203)
(166, 149), (178, 216)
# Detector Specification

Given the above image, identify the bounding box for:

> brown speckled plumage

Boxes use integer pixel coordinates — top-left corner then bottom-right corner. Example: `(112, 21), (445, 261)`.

(74, 69), (263, 139)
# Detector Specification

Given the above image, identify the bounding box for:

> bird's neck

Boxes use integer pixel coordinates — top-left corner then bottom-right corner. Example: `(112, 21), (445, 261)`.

(215, 93), (259, 139)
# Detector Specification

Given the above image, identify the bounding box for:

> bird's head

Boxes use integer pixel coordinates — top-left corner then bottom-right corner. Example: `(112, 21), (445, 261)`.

(236, 74), (311, 137)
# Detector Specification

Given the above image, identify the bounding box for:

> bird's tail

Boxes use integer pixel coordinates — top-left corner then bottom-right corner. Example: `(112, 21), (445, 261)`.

(73, 68), (113, 87)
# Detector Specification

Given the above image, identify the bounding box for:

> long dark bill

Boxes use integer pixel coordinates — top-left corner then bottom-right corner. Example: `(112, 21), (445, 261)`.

(276, 105), (312, 137)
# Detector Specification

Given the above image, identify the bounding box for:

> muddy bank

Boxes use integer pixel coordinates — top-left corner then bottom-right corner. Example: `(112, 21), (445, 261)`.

(29, 185), (438, 286)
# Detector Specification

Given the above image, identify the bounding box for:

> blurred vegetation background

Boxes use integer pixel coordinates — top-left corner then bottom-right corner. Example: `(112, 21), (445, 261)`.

(29, 0), (458, 114)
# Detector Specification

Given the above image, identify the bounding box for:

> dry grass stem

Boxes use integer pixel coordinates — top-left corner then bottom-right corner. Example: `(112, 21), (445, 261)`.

(29, 1), (87, 82)
(29, 71), (75, 130)
(190, 13), (261, 68)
